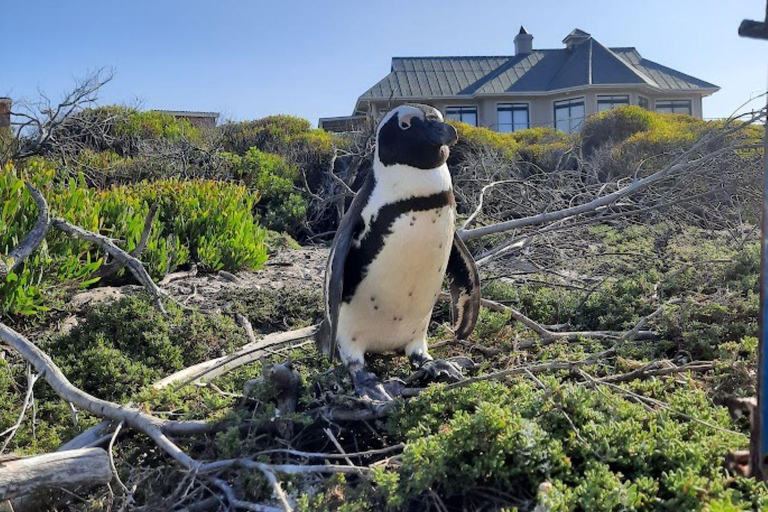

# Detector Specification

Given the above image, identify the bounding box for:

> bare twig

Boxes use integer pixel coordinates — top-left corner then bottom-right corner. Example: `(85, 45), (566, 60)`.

(0, 365), (39, 454)
(95, 203), (158, 280)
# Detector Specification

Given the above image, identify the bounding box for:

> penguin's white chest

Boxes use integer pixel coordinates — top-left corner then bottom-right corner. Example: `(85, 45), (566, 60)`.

(338, 205), (455, 354)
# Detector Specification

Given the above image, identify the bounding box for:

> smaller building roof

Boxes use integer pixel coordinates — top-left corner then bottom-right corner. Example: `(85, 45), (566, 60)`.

(153, 110), (220, 119)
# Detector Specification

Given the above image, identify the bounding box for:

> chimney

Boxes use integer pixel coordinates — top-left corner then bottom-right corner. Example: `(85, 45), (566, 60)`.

(0, 98), (10, 130)
(514, 26), (533, 55)
(563, 29), (591, 49)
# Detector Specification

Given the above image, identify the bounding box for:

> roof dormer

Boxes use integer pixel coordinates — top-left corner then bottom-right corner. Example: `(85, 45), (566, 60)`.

(563, 28), (591, 49)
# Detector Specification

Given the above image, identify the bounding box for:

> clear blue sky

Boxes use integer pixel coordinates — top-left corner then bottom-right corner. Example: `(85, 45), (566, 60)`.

(2, 0), (766, 126)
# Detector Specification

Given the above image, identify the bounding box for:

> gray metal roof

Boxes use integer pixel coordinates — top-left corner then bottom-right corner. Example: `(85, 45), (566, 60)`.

(357, 32), (718, 107)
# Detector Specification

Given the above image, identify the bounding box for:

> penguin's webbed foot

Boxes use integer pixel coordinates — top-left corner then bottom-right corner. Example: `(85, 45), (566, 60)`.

(419, 358), (465, 383)
(352, 369), (404, 412)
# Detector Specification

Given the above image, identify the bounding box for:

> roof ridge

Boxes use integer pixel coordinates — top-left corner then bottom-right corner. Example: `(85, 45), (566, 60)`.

(591, 39), (657, 86)
(545, 37), (591, 90)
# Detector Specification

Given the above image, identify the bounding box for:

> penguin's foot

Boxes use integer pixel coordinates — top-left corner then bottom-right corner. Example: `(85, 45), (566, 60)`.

(352, 369), (404, 410)
(419, 358), (464, 383)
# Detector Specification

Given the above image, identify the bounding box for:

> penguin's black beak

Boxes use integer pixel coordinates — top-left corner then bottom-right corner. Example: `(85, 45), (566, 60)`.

(424, 121), (458, 147)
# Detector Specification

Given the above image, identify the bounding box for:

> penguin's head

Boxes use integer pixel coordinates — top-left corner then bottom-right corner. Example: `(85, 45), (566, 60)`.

(376, 104), (458, 170)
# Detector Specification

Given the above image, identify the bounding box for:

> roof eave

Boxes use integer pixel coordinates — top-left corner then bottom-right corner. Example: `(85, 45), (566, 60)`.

(357, 83), (721, 104)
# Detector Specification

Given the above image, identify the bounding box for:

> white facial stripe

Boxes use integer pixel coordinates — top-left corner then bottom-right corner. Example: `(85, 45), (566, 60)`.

(377, 105), (424, 136)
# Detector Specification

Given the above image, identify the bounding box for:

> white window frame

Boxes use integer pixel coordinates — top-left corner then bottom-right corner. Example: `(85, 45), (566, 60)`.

(596, 94), (630, 112)
(553, 97), (586, 133)
(445, 106), (478, 126)
(655, 99), (692, 115)
(496, 102), (530, 133)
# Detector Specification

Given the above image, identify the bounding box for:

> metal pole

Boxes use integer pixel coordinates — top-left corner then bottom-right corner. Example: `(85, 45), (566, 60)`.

(739, 1), (768, 479)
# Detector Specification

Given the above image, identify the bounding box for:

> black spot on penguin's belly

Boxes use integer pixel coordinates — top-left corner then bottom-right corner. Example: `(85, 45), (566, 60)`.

(342, 190), (454, 303)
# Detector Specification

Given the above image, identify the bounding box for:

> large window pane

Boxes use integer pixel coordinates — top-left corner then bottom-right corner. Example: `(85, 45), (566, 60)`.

(554, 98), (585, 133)
(655, 100), (692, 115)
(597, 95), (629, 112)
(513, 109), (529, 131)
(497, 103), (529, 133)
(446, 106), (478, 126)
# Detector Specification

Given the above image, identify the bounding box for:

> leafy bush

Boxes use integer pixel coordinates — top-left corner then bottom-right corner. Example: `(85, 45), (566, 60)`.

(581, 106), (656, 155)
(1, 160), (268, 316)
(450, 121), (522, 161)
(218, 115), (314, 155)
(377, 380), (764, 511)
(41, 296), (246, 401)
(231, 148), (308, 233)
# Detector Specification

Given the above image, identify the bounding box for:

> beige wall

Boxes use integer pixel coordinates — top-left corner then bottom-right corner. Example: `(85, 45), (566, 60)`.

(367, 88), (706, 132)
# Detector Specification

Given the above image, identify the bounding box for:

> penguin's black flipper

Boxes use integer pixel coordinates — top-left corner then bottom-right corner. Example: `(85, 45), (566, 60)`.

(446, 233), (480, 339)
(318, 174), (375, 361)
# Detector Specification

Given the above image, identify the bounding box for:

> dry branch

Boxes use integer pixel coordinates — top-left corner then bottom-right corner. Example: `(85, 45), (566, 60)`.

(161, 325), (319, 388)
(477, 297), (658, 348)
(0, 448), (111, 501)
(158, 264), (198, 286)
(456, 108), (766, 250)
(51, 217), (169, 313)
(0, 183), (50, 280)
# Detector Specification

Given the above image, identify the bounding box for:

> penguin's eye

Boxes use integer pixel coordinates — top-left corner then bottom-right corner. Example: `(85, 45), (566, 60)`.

(399, 119), (411, 130)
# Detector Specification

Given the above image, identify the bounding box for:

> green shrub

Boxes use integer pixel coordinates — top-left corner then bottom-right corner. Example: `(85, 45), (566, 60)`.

(377, 379), (764, 511)
(1, 160), (268, 316)
(219, 115), (318, 156)
(40, 296), (246, 402)
(234, 148), (308, 233)
(450, 121), (522, 161)
(581, 106), (656, 155)
(57, 106), (203, 158)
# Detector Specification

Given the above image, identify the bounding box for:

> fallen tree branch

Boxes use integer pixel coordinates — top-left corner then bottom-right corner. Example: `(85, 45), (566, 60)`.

(51, 217), (169, 314)
(591, 360), (714, 384)
(0, 183), (50, 280)
(0, 322), (198, 469)
(0, 448), (111, 501)
(161, 325), (319, 389)
(477, 297), (658, 348)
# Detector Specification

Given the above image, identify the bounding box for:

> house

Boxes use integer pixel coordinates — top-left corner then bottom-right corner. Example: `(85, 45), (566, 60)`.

(153, 110), (220, 130)
(319, 28), (719, 133)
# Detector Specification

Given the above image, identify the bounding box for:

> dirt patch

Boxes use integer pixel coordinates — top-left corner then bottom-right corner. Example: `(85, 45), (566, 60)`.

(66, 248), (329, 317)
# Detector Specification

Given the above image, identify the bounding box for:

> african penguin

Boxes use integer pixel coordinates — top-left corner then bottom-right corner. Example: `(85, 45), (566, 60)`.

(317, 104), (480, 405)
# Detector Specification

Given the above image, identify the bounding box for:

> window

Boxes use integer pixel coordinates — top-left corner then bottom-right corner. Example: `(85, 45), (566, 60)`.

(445, 106), (477, 126)
(497, 103), (529, 133)
(554, 98), (585, 133)
(655, 100), (692, 115)
(597, 95), (629, 112)
(638, 96), (649, 110)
